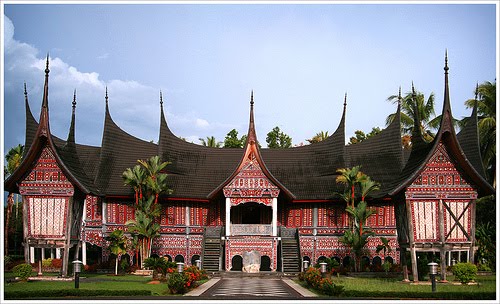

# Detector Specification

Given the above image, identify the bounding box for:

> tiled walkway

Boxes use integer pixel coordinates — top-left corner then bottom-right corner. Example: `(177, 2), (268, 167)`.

(200, 276), (303, 299)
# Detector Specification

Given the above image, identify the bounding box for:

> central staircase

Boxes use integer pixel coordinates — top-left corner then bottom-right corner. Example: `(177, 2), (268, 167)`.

(202, 227), (222, 273)
(280, 228), (301, 273)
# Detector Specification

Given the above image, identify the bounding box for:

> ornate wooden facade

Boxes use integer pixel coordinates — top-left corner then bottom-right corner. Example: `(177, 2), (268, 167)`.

(5, 55), (493, 278)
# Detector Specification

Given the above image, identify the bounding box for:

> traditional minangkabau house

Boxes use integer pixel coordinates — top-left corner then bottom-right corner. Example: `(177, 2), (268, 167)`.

(4, 53), (494, 280)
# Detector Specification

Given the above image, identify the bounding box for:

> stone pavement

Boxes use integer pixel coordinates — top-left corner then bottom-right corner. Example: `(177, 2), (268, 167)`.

(192, 275), (317, 299)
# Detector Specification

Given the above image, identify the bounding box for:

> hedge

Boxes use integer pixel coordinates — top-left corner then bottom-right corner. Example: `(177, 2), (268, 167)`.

(5, 289), (152, 299)
(340, 290), (495, 300)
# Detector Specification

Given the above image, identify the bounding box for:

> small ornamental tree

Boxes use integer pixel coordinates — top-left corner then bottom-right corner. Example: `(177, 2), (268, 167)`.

(105, 229), (128, 275)
(452, 262), (478, 284)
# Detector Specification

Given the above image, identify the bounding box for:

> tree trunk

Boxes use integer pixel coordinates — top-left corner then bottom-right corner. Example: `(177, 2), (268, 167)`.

(5, 193), (14, 256)
(115, 257), (119, 275)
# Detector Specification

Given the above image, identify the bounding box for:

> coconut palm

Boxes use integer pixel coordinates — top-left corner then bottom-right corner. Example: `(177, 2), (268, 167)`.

(306, 131), (329, 144)
(386, 89), (441, 141)
(105, 229), (128, 275)
(4, 144), (24, 255)
(463, 81), (496, 186)
(199, 136), (222, 148)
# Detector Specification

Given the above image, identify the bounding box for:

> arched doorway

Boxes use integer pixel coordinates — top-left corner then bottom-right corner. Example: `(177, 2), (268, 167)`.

(231, 255), (243, 271)
(260, 256), (271, 271)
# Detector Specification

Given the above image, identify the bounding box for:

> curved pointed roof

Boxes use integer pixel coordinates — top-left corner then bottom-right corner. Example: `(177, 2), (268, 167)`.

(5, 56), (94, 194)
(389, 52), (494, 196)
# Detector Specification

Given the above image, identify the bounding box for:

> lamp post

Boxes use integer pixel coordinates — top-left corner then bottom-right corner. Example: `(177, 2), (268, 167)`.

(428, 262), (438, 293)
(302, 259), (310, 272)
(72, 260), (83, 289)
(319, 262), (327, 277)
(177, 262), (184, 273)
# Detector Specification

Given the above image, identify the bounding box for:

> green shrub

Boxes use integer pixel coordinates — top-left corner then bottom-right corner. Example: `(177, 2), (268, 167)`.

(320, 278), (344, 296)
(166, 272), (189, 294)
(452, 262), (477, 284)
(382, 261), (391, 273)
(303, 267), (322, 289)
(477, 263), (491, 272)
(12, 263), (33, 281)
(5, 289), (151, 299)
(42, 258), (53, 268)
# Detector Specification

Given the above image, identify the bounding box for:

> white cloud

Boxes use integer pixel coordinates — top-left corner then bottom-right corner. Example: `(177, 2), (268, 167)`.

(3, 14), (227, 148)
(195, 118), (210, 129)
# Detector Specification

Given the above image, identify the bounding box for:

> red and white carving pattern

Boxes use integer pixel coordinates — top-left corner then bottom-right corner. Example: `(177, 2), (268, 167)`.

(85, 195), (102, 227)
(443, 200), (471, 242)
(106, 201), (135, 224)
(223, 152), (280, 204)
(83, 229), (105, 247)
(26, 196), (68, 238)
(225, 237), (278, 271)
(151, 235), (203, 265)
(407, 142), (478, 244)
(160, 202), (186, 225)
(286, 205), (313, 227)
(19, 147), (74, 196)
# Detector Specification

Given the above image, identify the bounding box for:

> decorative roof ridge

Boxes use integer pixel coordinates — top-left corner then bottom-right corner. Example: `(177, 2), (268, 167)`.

(5, 56), (91, 194)
(207, 92), (296, 200)
(389, 51), (494, 196)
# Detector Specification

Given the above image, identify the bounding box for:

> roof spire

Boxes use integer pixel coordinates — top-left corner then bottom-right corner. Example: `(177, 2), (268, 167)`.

(72, 89), (77, 109)
(42, 53), (50, 109)
(105, 86), (109, 105)
(444, 49), (449, 74)
(475, 82), (479, 101)
(344, 92), (347, 107)
(439, 49), (454, 133)
(248, 90), (256, 144)
(160, 90), (163, 107)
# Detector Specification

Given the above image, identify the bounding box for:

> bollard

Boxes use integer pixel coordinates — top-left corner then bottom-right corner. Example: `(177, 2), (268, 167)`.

(428, 262), (438, 293)
(177, 262), (184, 273)
(72, 260), (83, 289)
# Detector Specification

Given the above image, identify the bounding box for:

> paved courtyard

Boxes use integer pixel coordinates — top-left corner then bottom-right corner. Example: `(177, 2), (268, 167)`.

(199, 276), (304, 299)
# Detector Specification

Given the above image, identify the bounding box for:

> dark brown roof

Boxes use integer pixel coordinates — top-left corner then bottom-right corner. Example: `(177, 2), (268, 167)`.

(457, 102), (486, 179)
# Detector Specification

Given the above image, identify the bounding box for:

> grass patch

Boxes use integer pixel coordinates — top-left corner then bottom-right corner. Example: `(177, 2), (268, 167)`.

(296, 274), (496, 299)
(3, 273), (174, 299)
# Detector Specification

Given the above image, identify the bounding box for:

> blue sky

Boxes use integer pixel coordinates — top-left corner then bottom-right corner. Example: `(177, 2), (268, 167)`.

(2, 2), (498, 156)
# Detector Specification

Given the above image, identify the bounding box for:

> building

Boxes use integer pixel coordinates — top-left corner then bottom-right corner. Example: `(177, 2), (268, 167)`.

(4, 54), (494, 280)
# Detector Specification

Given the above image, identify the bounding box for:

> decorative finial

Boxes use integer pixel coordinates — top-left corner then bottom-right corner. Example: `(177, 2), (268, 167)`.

(411, 82), (416, 97)
(24, 82), (27, 96)
(444, 49), (449, 73)
(105, 86), (108, 104)
(160, 90), (163, 106)
(72, 89), (77, 108)
(397, 86), (402, 106)
(475, 83), (479, 100)
(45, 53), (50, 75)
(250, 90), (254, 106)
(344, 92), (347, 107)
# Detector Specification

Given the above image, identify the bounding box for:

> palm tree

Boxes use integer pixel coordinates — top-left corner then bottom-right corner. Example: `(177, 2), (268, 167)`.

(199, 136), (221, 148)
(335, 166), (367, 208)
(341, 201), (376, 272)
(360, 178), (380, 202)
(463, 81), (496, 186)
(105, 229), (128, 275)
(126, 197), (161, 269)
(137, 156), (172, 206)
(386, 89), (440, 141)
(4, 144), (24, 255)
(306, 131), (329, 144)
(122, 165), (146, 205)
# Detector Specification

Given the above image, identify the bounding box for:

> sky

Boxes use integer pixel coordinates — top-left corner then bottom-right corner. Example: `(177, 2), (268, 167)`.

(2, 2), (498, 158)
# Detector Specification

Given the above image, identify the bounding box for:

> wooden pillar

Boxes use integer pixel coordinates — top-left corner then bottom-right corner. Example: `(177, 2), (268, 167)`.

(272, 198), (277, 236)
(56, 248), (61, 259)
(438, 199), (446, 281)
(51, 248), (55, 259)
(41, 248), (45, 260)
(62, 197), (74, 277)
(401, 248), (409, 282)
(23, 196), (30, 264)
(312, 204), (318, 236)
(410, 247), (418, 282)
(30, 247), (35, 263)
(469, 199), (477, 263)
(225, 198), (231, 237)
